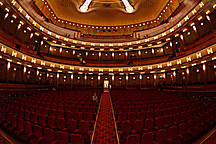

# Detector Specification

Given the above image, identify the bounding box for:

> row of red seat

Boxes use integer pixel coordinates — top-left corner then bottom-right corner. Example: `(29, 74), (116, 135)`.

(0, 113), (87, 144)
(125, 107), (216, 144)
(115, 103), (210, 128)
(114, 100), (201, 112)
(0, 89), (101, 143)
(111, 90), (216, 144)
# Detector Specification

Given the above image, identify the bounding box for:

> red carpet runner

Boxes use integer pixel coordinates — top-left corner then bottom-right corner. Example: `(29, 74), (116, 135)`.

(92, 92), (118, 144)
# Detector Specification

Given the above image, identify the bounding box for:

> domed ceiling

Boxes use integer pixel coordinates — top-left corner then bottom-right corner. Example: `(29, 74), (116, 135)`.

(42, 0), (170, 26)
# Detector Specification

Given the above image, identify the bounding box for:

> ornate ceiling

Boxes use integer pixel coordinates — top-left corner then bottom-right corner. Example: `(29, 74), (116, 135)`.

(44, 0), (170, 26)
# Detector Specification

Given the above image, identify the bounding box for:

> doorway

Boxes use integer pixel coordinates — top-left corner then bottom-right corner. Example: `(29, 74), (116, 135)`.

(104, 80), (109, 89)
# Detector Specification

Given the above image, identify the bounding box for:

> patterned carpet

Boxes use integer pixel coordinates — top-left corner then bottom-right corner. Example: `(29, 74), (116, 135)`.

(203, 130), (216, 144)
(92, 93), (117, 144)
(0, 134), (10, 144)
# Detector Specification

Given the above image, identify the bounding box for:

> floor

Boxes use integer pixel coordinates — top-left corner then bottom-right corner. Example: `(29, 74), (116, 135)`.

(92, 92), (118, 144)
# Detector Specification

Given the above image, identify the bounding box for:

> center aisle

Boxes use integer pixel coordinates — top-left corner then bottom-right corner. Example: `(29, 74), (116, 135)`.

(92, 92), (118, 144)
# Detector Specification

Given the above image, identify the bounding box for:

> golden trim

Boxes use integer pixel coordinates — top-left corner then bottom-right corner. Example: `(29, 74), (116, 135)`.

(109, 93), (120, 144)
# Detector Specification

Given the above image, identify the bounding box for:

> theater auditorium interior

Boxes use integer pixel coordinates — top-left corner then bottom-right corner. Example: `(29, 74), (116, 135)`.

(0, 0), (216, 143)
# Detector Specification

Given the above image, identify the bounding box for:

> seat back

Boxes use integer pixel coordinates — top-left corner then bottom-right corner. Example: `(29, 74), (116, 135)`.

(33, 125), (42, 139)
(168, 126), (177, 139)
(118, 113), (127, 122)
(121, 121), (132, 134)
(44, 128), (55, 143)
(79, 120), (89, 134)
(133, 120), (143, 133)
(57, 118), (66, 130)
(137, 111), (145, 120)
(74, 112), (83, 122)
(47, 116), (55, 128)
(65, 111), (73, 120)
(145, 118), (154, 131)
(156, 129), (167, 144)
(126, 134), (140, 144)
(56, 131), (69, 144)
(155, 117), (163, 129)
(68, 119), (77, 132)
(128, 112), (136, 122)
(141, 132), (154, 144)
(24, 121), (32, 134)
(17, 118), (24, 129)
(71, 134), (84, 144)
(178, 122), (186, 135)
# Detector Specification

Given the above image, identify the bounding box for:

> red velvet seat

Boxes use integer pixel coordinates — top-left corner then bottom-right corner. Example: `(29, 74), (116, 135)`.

(29, 124), (43, 144)
(24, 111), (31, 121)
(18, 109), (24, 118)
(65, 111), (73, 121)
(47, 116), (56, 129)
(178, 122), (187, 143)
(54, 131), (69, 144)
(3, 113), (12, 128)
(57, 110), (64, 118)
(57, 118), (67, 131)
(155, 117), (164, 130)
(116, 106), (123, 114)
(13, 107), (19, 116)
(146, 110), (154, 119)
(164, 115), (173, 128)
(8, 115), (17, 132)
(144, 118), (154, 132)
(74, 112), (83, 122)
(38, 114), (47, 127)
(141, 132), (155, 144)
(173, 113), (181, 125)
(116, 113), (127, 130)
(30, 112), (38, 124)
(124, 107), (132, 113)
(13, 118), (24, 136)
(42, 108), (49, 115)
(40, 128), (55, 144)
(71, 134), (84, 144)
(36, 107), (42, 114)
(186, 119), (197, 139)
(84, 112), (94, 123)
(67, 119), (77, 133)
(128, 112), (136, 122)
(119, 120), (132, 143)
(155, 129), (168, 144)
(154, 109), (163, 117)
(194, 117), (204, 134)
(76, 120), (91, 143)
(133, 119), (144, 134)
(20, 121), (33, 141)
(57, 104), (63, 110)
(49, 109), (56, 117)
(126, 134), (140, 144)
(137, 111), (145, 121)
(167, 125), (181, 144)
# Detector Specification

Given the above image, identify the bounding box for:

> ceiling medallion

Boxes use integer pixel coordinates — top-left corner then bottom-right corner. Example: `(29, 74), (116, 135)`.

(79, 0), (134, 13)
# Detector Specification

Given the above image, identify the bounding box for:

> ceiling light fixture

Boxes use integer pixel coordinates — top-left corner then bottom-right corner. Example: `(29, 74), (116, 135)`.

(121, 0), (134, 13)
(80, 0), (92, 12)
